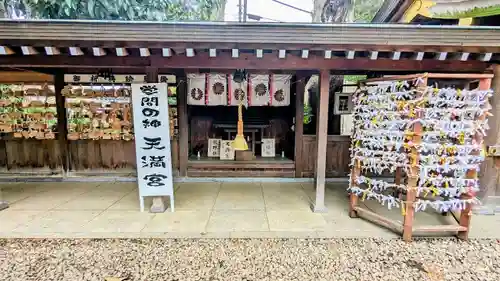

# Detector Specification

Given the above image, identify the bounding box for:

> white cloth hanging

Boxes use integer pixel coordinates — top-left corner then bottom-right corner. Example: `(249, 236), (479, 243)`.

(270, 74), (292, 107)
(187, 73), (206, 105)
(248, 74), (270, 106)
(207, 73), (228, 106)
(228, 74), (248, 107)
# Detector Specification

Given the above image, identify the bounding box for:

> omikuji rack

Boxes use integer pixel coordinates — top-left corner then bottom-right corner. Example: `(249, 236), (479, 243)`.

(348, 73), (494, 241)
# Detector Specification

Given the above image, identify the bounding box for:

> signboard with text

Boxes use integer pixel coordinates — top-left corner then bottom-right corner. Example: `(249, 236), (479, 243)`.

(131, 83), (174, 212)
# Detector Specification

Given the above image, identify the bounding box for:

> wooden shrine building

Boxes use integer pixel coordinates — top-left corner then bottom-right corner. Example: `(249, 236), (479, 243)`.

(0, 20), (499, 212)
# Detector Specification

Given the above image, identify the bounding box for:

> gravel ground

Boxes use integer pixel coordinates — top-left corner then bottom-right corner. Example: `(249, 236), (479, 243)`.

(0, 238), (499, 281)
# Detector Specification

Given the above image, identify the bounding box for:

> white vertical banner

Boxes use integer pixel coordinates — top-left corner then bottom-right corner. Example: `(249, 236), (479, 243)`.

(131, 83), (174, 212)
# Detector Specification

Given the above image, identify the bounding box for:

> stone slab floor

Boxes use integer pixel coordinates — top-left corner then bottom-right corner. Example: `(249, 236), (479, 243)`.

(0, 181), (499, 239)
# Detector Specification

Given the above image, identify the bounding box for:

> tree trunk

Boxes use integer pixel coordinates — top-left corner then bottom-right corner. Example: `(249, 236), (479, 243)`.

(309, 0), (355, 134)
(215, 0), (227, 21)
(312, 0), (327, 22)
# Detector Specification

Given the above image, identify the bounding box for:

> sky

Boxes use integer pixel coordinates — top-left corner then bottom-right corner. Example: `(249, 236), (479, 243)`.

(224, 0), (313, 22)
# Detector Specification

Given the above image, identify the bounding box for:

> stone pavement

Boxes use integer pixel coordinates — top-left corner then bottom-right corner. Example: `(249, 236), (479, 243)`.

(0, 181), (499, 239)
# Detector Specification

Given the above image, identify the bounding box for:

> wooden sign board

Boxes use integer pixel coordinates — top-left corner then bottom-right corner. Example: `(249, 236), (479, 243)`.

(131, 83), (174, 212)
(65, 74), (176, 84)
(208, 138), (222, 157)
(334, 92), (354, 115)
(261, 138), (276, 157)
(220, 140), (235, 160)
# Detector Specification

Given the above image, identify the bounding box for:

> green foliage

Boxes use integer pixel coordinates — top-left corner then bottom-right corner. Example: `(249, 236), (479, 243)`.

(343, 75), (366, 84)
(1, 0), (225, 21)
(353, 0), (385, 22)
(303, 103), (312, 125)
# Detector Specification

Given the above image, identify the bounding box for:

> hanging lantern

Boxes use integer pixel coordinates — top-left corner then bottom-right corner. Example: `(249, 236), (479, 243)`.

(231, 69), (248, 151)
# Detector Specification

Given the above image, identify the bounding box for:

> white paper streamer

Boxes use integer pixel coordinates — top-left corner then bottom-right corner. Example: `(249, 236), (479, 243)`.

(349, 80), (491, 213)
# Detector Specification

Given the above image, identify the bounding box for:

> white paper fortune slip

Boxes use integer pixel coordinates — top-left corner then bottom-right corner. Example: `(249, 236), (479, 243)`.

(131, 83), (174, 212)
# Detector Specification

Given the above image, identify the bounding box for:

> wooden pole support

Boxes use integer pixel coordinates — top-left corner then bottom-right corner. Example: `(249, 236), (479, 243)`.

(349, 163), (360, 218)
(402, 76), (427, 242)
(294, 73), (305, 177)
(458, 77), (492, 240)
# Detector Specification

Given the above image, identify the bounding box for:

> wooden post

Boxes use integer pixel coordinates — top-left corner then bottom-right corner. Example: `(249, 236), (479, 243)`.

(349, 163), (360, 218)
(312, 69), (330, 212)
(395, 167), (402, 200)
(0, 184), (7, 210)
(458, 77), (492, 240)
(402, 76), (427, 242)
(54, 70), (69, 174)
(177, 71), (189, 177)
(294, 73), (305, 177)
(479, 65), (500, 205)
(145, 67), (159, 83)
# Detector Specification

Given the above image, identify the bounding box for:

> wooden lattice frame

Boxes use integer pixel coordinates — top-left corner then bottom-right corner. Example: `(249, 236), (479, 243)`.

(348, 73), (493, 242)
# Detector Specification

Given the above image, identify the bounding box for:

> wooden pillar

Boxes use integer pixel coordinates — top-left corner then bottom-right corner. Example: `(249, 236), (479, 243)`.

(54, 70), (69, 173)
(458, 77), (492, 239)
(145, 67), (159, 83)
(479, 65), (500, 204)
(402, 76), (426, 242)
(312, 69), (330, 212)
(294, 73), (305, 177)
(177, 71), (188, 177)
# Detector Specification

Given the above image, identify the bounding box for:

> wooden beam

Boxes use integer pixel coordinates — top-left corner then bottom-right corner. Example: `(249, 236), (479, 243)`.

(301, 50), (309, 59)
(69, 47), (83, 56)
(369, 51), (378, 60)
(413, 52), (425, 61)
(480, 53), (493, 62)
(0, 46), (14, 55)
(0, 71), (53, 83)
(354, 206), (403, 233)
(177, 72), (188, 177)
(427, 73), (493, 79)
(256, 49), (263, 58)
(232, 49), (239, 58)
(4, 34), (500, 53)
(294, 73), (305, 177)
(346, 50), (355, 59)
(278, 49), (286, 59)
(0, 54), (490, 73)
(44, 47), (60, 55)
(21, 46), (38, 55)
(115, 48), (128, 57)
(324, 50), (332, 59)
(435, 52), (447, 61)
(162, 48), (172, 57)
(186, 48), (195, 57)
(391, 51), (401, 60)
(456, 52), (470, 61)
(313, 69), (330, 212)
(209, 48), (217, 57)
(139, 48), (150, 57)
(92, 47), (106, 56)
